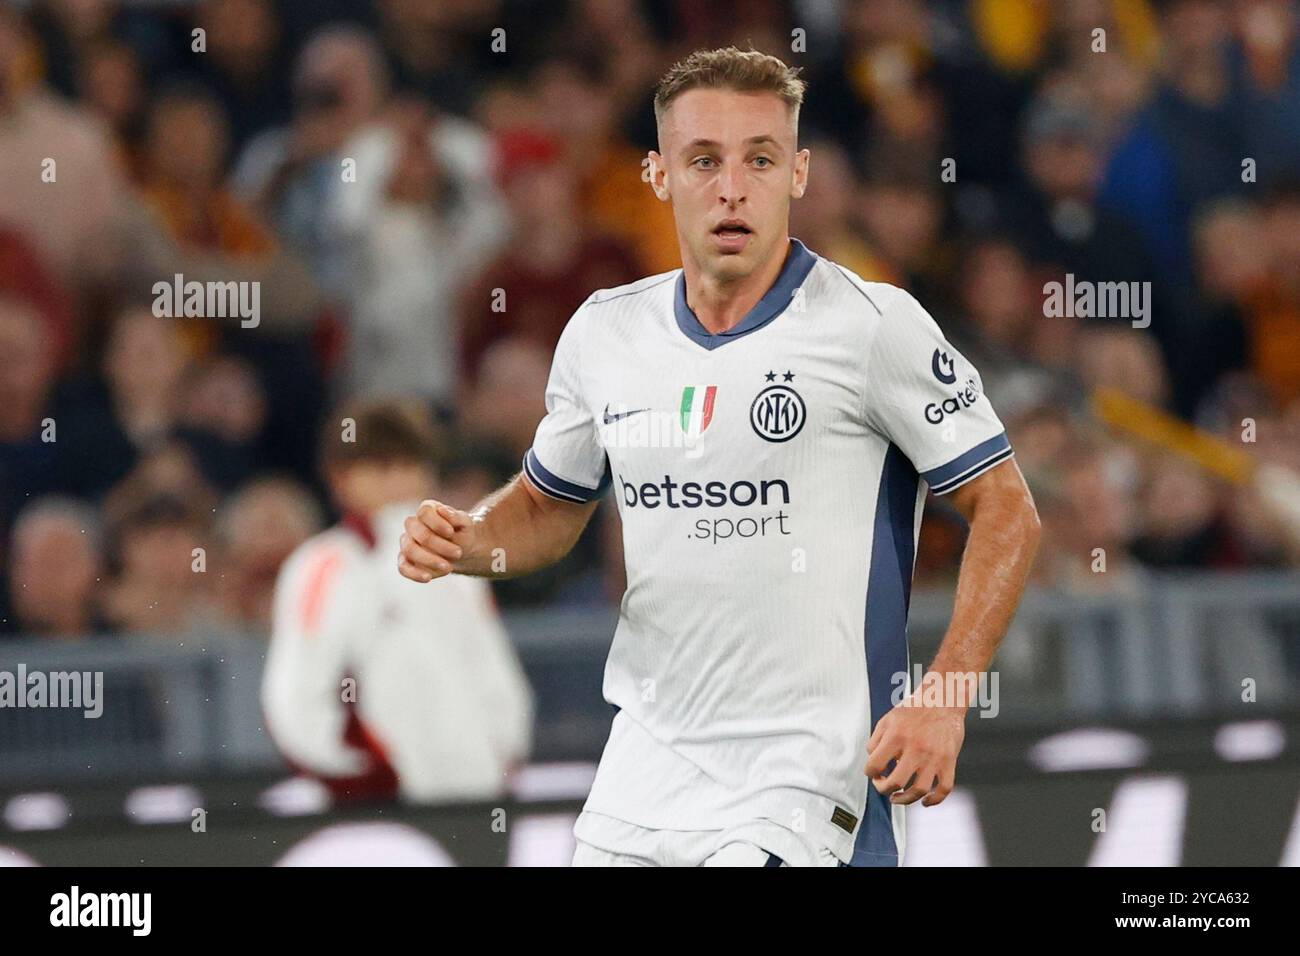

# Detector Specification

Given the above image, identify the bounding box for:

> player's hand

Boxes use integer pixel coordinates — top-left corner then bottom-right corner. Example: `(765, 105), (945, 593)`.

(399, 499), (474, 582)
(863, 677), (967, 807)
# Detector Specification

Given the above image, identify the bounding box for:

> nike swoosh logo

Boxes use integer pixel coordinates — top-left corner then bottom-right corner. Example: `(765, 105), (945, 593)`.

(603, 404), (649, 425)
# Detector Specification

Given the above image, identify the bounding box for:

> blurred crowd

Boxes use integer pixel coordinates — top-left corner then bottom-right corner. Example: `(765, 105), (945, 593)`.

(1, 0), (1299, 643)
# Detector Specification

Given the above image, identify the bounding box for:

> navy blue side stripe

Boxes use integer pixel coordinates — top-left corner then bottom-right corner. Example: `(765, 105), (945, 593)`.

(522, 449), (609, 504)
(921, 432), (1013, 495)
(852, 443), (918, 867)
(764, 852), (784, 867)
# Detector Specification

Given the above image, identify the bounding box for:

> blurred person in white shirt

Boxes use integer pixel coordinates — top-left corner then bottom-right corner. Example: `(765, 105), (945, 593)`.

(263, 398), (532, 803)
(326, 99), (508, 405)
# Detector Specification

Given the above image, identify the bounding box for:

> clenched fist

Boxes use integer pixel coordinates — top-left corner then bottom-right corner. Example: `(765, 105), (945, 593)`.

(399, 499), (475, 582)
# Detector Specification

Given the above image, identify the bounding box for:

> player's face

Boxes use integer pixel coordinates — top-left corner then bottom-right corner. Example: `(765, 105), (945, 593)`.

(651, 88), (809, 281)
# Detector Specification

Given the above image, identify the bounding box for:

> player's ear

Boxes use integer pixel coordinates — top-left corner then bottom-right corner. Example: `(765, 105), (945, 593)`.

(645, 151), (670, 202)
(790, 147), (811, 199)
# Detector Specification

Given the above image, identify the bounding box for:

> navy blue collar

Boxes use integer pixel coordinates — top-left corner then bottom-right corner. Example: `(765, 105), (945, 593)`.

(673, 237), (818, 350)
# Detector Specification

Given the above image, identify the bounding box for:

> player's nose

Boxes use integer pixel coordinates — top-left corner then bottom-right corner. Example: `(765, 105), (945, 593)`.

(717, 161), (746, 205)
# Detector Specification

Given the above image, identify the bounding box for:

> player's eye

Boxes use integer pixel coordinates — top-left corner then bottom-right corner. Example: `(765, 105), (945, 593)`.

(752, 156), (773, 168)
(693, 157), (717, 169)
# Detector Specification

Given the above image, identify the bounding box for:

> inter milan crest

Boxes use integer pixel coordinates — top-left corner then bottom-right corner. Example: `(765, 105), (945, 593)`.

(750, 370), (806, 442)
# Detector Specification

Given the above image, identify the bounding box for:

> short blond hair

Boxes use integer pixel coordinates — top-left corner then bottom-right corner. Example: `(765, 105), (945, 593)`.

(654, 46), (806, 129)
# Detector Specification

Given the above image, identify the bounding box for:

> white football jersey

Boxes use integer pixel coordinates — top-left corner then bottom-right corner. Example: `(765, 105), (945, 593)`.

(524, 239), (1013, 865)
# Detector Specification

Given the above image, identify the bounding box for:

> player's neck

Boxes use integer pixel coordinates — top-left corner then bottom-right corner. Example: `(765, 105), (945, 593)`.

(683, 236), (792, 335)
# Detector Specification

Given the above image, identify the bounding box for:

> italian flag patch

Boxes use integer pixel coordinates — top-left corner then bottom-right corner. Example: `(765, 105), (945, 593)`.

(679, 385), (718, 437)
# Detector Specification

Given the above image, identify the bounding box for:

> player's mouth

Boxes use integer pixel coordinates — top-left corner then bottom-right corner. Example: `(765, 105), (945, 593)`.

(710, 219), (753, 254)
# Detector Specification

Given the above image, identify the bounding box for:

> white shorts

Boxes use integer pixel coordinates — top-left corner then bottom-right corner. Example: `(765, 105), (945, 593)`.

(571, 810), (847, 867)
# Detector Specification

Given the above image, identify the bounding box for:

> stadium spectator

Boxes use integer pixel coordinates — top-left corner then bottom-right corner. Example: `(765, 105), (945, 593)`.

(1250, 179), (1300, 405)
(1224, 471), (1297, 567)
(555, 0), (664, 131)
(788, 138), (893, 286)
(101, 488), (217, 638)
(0, 5), (125, 291)
(1015, 87), (1159, 298)
(797, 0), (938, 161)
(857, 147), (951, 313)
(139, 86), (277, 356)
(26, 0), (176, 102)
(1130, 456), (1234, 568)
(0, 297), (64, 551)
(214, 476), (324, 630)
(263, 399), (533, 802)
(458, 337), (550, 462)
(233, 25), (392, 294)
(190, 0), (291, 152)
(176, 354), (269, 492)
(1101, 0), (1245, 282)
(103, 307), (190, 452)
(373, 0), (507, 117)
(1188, 198), (1267, 410)
(969, 0), (1161, 79)
(459, 127), (643, 382)
(1075, 326), (1171, 409)
(950, 239), (1061, 419)
(7, 496), (105, 638)
(530, 53), (682, 274)
(1012, 85), (1212, 410)
(40, 307), (189, 505)
(135, 82), (330, 484)
(102, 441), (221, 531)
(327, 96), (508, 402)
(1038, 438), (1145, 592)
(75, 38), (149, 180)
(1233, 0), (1300, 188)
(0, 227), (76, 374)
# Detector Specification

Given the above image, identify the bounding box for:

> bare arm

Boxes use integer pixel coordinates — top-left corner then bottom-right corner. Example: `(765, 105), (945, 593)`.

(863, 458), (1041, 807)
(399, 472), (598, 582)
(929, 456), (1042, 678)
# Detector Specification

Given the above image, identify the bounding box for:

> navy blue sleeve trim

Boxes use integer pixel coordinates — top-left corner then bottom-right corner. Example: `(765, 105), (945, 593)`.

(921, 431), (1014, 495)
(522, 449), (609, 504)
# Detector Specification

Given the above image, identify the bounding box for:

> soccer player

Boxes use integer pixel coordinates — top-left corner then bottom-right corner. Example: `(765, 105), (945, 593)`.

(400, 47), (1041, 866)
